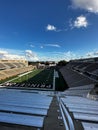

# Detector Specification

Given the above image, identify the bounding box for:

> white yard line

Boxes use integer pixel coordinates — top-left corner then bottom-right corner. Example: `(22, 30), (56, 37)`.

(53, 69), (56, 90)
(0, 70), (36, 85)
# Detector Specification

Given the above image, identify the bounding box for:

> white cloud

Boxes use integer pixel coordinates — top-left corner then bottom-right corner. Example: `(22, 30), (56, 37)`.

(27, 42), (35, 48)
(0, 49), (39, 61)
(46, 24), (67, 32)
(2, 48), (98, 62)
(86, 51), (98, 57)
(38, 50), (98, 61)
(30, 44), (35, 48)
(40, 46), (44, 49)
(38, 51), (77, 61)
(0, 50), (8, 55)
(94, 51), (98, 55)
(25, 50), (39, 61)
(45, 44), (61, 48)
(63, 51), (76, 61)
(71, 0), (98, 13)
(0, 50), (26, 60)
(4, 54), (25, 60)
(71, 15), (88, 28)
(40, 44), (61, 49)
(46, 24), (57, 31)
(0, 50), (8, 59)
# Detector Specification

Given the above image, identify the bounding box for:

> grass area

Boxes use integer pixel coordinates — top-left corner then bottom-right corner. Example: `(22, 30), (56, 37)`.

(0, 69), (42, 84)
(1, 67), (68, 91)
(0, 76), (17, 84)
(26, 68), (54, 84)
(11, 69), (42, 83)
(11, 68), (54, 85)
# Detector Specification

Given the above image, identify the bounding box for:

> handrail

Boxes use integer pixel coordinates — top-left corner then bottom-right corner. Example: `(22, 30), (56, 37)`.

(57, 96), (75, 130)
(57, 96), (69, 130)
(61, 99), (75, 130)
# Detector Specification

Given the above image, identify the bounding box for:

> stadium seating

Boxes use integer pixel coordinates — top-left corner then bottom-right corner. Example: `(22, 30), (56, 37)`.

(0, 63), (7, 70)
(59, 66), (95, 87)
(60, 59), (98, 87)
(4, 63), (16, 68)
(0, 61), (34, 81)
(57, 84), (98, 130)
(0, 88), (52, 129)
(0, 58), (98, 130)
(0, 73), (7, 80)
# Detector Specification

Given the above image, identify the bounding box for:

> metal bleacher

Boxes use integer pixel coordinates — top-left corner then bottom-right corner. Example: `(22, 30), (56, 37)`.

(0, 59), (98, 130)
(60, 66), (95, 87)
(0, 61), (33, 80)
(0, 88), (53, 129)
(0, 63), (7, 70)
(57, 84), (98, 130)
(68, 61), (98, 81)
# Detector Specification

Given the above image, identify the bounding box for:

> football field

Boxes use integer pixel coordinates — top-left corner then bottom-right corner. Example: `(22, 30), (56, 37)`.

(3, 68), (54, 89)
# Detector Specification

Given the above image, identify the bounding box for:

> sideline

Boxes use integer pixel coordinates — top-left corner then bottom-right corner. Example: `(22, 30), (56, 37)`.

(0, 69), (36, 85)
(53, 69), (59, 90)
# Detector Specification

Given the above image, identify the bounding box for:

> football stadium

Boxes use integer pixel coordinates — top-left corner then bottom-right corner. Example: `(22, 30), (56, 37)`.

(0, 58), (98, 130)
(0, 0), (98, 130)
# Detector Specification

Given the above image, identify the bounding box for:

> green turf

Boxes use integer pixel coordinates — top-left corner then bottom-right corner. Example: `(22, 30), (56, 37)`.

(11, 69), (42, 83)
(1, 67), (68, 91)
(0, 76), (16, 84)
(11, 68), (54, 85)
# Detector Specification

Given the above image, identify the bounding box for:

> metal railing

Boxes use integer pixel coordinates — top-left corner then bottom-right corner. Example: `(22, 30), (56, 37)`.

(57, 96), (75, 130)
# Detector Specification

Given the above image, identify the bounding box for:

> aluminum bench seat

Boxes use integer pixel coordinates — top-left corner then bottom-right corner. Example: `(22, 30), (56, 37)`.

(82, 122), (98, 130)
(73, 112), (98, 122)
(68, 107), (98, 115)
(64, 103), (98, 109)
(61, 97), (98, 105)
(0, 104), (47, 116)
(0, 112), (44, 128)
(0, 89), (52, 109)
(0, 102), (49, 109)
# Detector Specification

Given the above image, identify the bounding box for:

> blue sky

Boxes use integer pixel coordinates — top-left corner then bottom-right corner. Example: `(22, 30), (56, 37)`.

(0, 0), (98, 61)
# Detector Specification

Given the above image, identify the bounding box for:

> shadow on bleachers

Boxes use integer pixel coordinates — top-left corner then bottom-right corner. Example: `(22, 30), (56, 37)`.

(59, 60), (98, 88)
